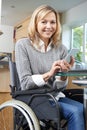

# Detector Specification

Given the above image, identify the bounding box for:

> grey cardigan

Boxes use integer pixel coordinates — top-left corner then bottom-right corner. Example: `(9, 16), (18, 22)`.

(15, 38), (68, 90)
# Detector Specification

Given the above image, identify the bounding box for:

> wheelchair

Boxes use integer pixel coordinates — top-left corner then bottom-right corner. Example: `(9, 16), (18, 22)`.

(0, 55), (83, 130)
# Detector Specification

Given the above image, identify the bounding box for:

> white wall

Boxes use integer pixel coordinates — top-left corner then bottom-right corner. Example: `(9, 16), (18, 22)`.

(62, 25), (71, 50)
(62, 1), (87, 26)
(0, 25), (14, 53)
(0, 0), (2, 24)
(62, 1), (87, 49)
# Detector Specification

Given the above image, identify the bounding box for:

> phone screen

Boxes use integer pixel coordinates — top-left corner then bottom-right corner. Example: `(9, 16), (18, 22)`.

(65, 48), (79, 62)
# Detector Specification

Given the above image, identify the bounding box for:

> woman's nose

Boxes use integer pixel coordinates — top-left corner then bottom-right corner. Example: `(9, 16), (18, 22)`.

(46, 22), (51, 28)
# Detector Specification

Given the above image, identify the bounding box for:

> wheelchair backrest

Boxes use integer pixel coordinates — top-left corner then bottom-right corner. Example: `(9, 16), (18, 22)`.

(9, 59), (21, 92)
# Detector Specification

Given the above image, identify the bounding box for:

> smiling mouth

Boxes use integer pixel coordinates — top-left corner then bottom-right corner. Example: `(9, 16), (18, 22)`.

(44, 29), (52, 32)
(44, 30), (53, 34)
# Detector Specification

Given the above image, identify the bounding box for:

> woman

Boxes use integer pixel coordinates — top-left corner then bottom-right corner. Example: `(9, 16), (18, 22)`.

(15, 5), (85, 130)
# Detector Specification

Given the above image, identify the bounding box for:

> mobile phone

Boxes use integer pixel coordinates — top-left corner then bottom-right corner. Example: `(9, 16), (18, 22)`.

(65, 48), (79, 63)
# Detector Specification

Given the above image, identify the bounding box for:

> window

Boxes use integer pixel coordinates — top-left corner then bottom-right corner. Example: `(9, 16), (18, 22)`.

(72, 23), (87, 64)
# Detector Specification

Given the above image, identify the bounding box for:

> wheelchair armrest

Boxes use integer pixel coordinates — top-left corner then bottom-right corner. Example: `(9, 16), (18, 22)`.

(11, 85), (64, 97)
(11, 88), (53, 98)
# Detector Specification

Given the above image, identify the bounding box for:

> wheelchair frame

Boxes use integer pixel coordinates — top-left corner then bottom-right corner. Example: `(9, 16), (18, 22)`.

(0, 54), (83, 130)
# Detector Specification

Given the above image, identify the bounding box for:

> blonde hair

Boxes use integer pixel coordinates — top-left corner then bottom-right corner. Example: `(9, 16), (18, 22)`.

(28, 5), (61, 46)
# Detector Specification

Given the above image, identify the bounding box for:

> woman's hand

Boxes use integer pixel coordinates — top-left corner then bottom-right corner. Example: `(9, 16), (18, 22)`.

(42, 57), (75, 82)
(49, 60), (62, 76)
(69, 56), (75, 67)
(61, 56), (75, 72)
(42, 60), (61, 82)
(48, 57), (75, 77)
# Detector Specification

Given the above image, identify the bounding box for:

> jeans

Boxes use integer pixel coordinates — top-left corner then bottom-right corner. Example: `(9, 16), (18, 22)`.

(49, 97), (85, 130)
(59, 97), (85, 130)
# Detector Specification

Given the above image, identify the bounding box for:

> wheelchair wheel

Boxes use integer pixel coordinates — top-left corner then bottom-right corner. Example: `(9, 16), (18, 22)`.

(0, 99), (40, 130)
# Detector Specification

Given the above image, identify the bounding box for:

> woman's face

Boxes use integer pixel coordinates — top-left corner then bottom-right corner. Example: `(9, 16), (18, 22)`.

(37, 12), (57, 44)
